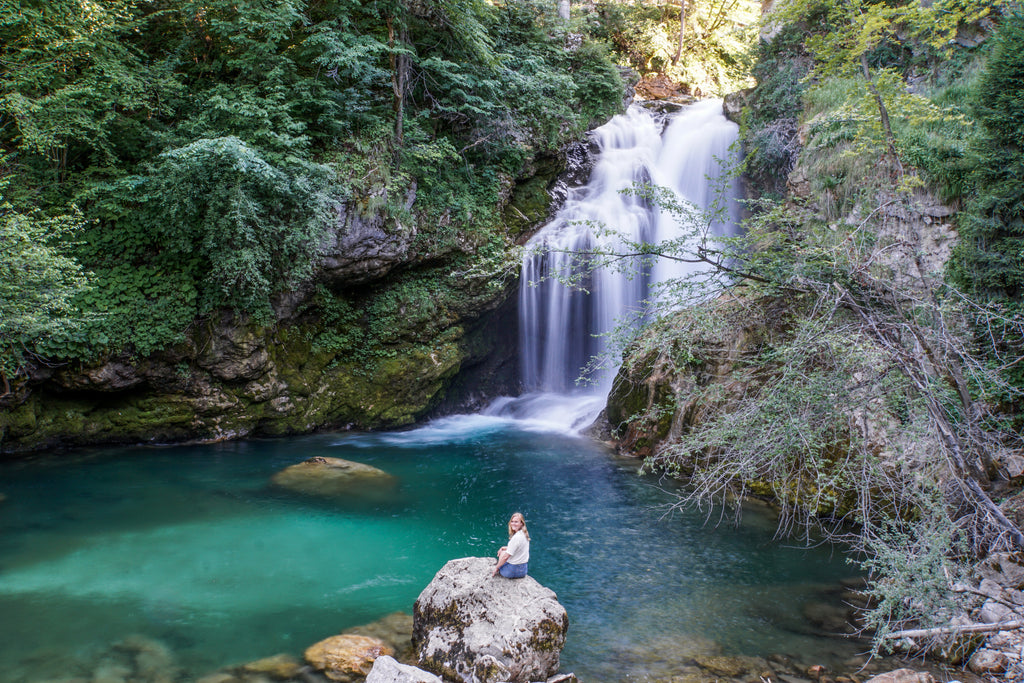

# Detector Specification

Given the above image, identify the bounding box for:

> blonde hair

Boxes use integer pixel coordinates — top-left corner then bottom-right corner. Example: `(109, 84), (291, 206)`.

(507, 512), (530, 540)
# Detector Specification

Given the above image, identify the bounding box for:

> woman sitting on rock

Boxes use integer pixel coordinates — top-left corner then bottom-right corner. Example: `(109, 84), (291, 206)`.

(493, 512), (530, 578)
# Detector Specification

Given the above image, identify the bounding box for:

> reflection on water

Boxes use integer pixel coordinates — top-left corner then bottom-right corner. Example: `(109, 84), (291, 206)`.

(0, 413), (865, 682)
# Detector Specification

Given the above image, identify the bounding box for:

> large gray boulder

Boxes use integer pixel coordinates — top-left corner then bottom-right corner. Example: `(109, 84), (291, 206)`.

(412, 557), (568, 683)
(366, 656), (444, 683)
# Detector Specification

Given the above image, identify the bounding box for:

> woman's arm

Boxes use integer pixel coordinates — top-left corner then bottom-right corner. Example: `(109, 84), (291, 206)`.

(493, 549), (511, 576)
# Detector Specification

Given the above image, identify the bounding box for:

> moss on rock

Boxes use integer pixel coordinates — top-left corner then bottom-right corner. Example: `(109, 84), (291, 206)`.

(0, 263), (509, 453)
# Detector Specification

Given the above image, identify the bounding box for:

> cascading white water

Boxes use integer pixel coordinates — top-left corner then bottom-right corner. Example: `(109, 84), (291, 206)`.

(504, 99), (741, 430)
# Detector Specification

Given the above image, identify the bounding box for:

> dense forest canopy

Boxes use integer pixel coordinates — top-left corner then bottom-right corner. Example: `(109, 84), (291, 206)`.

(0, 0), (629, 387)
(0, 0), (760, 392)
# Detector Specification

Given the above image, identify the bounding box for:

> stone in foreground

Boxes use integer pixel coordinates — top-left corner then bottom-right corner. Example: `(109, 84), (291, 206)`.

(412, 557), (568, 683)
(367, 655), (444, 683)
(864, 669), (936, 683)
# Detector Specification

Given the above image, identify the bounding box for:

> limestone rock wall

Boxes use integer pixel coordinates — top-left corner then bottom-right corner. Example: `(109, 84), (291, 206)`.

(0, 148), (584, 454)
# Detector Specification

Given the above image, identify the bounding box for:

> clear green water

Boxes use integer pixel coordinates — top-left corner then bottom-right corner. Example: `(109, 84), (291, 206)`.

(0, 413), (864, 682)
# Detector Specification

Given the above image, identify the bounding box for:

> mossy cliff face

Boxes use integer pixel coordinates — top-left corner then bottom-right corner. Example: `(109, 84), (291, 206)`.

(603, 294), (783, 460)
(0, 156), (576, 454)
(0, 303), (503, 453)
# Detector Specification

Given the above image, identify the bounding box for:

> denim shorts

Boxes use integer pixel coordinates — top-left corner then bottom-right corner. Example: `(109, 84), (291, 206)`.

(499, 562), (528, 579)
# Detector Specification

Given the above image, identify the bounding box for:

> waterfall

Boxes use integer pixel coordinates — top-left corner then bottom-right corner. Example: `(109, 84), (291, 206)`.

(494, 99), (741, 431)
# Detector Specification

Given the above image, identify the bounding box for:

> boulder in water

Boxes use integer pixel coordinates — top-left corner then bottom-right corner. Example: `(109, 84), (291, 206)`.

(412, 557), (568, 683)
(305, 633), (394, 682)
(366, 655), (444, 683)
(271, 456), (396, 498)
(240, 653), (304, 679)
(344, 611), (415, 662)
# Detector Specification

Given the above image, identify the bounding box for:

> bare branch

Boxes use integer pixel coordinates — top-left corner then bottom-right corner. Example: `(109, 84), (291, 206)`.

(881, 620), (1024, 641)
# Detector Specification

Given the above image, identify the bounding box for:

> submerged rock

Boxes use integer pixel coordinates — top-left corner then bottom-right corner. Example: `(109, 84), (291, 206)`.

(344, 612), (415, 662)
(412, 557), (569, 683)
(239, 653), (305, 679)
(271, 456), (396, 498)
(304, 633), (395, 682)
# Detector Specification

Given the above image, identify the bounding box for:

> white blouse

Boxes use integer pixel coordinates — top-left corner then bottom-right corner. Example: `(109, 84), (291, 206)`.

(506, 529), (530, 564)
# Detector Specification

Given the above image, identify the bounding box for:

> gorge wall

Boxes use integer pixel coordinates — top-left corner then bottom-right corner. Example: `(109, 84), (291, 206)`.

(0, 150), (582, 454)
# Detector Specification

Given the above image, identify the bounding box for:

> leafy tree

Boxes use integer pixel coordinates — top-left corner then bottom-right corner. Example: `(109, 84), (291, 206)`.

(590, 0), (758, 96)
(950, 11), (1024, 302)
(548, 163), (1024, 651)
(0, 0), (176, 190)
(111, 137), (337, 320)
(0, 177), (91, 394)
(770, 0), (1005, 167)
(947, 11), (1024, 396)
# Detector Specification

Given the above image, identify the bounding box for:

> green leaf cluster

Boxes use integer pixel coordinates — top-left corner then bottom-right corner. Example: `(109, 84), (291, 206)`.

(0, 178), (92, 385)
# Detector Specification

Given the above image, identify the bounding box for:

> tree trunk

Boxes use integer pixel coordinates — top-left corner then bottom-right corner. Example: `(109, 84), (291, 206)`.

(557, 0), (570, 21)
(860, 53), (898, 160)
(388, 17), (410, 157)
(882, 620), (1024, 641)
(672, 0), (687, 65)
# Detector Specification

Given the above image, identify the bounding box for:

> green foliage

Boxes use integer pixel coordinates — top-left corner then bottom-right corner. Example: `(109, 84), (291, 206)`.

(50, 265), (199, 359)
(136, 137), (335, 318)
(590, 0), (758, 96)
(309, 287), (374, 363)
(0, 0), (625, 365)
(892, 63), (982, 202)
(644, 314), (923, 524)
(788, 70), (975, 218)
(742, 0), (986, 199)
(0, 178), (92, 384)
(742, 25), (812, 196)
(773, 0), (1000, 78)
(0, 0), (175, 187)
(946, 12), (1024, 397)
(760, 0), (1005, 211)
(859, 513), (972, 652)
(950, 11), (1024, 301)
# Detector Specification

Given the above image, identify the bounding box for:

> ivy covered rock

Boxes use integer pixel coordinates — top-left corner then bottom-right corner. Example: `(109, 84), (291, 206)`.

(412, 557), (569, 683)
(603, 293), (780, 459)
